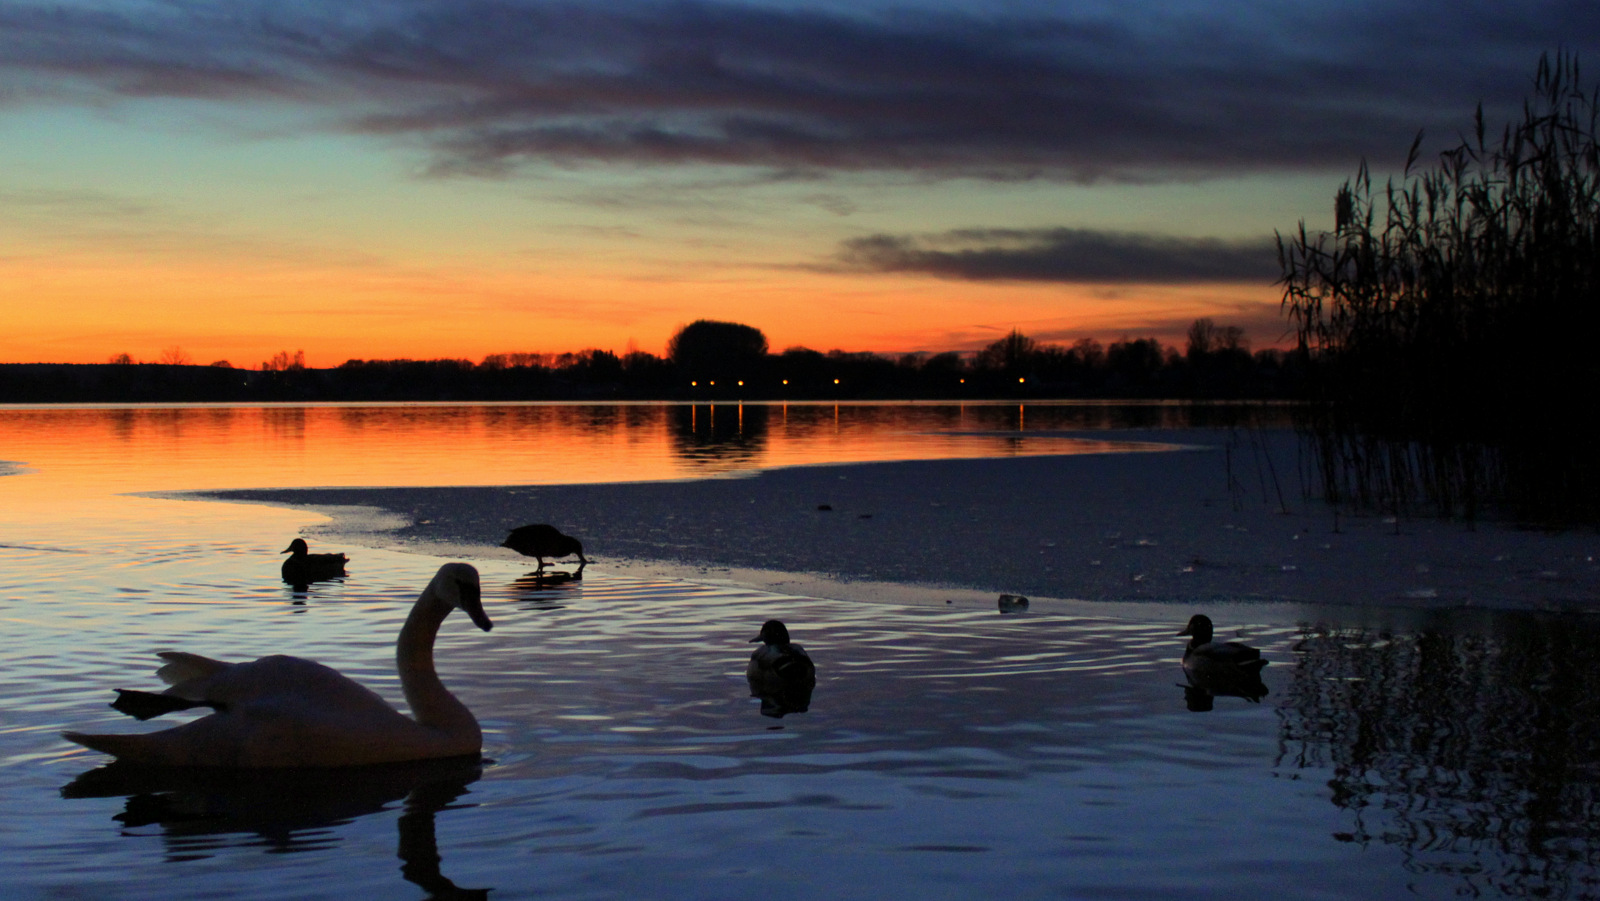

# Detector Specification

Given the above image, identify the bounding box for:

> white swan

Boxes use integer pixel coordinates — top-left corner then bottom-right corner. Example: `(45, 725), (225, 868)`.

(63, 563), (492, 768)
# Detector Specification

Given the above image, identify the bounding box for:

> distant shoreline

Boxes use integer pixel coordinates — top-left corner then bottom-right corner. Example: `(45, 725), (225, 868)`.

(198, 429), (1600, 611)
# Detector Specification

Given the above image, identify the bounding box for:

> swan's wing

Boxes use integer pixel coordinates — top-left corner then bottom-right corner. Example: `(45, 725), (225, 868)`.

(155, 651), (232, 689)
(153, 653), (401, 719)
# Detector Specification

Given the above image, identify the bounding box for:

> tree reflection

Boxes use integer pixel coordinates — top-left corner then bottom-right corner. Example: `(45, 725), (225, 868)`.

(62, 755), (489, 898)
(670, 403), (769, 469)
(1278, 613), (1600, 897)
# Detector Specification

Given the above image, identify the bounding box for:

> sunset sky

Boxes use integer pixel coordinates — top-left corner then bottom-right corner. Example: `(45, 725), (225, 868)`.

(1, 1), (1594, 366)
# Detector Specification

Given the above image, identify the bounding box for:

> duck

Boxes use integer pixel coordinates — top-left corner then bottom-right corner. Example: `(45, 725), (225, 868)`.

(280, 538), (348, 585)
(62, 563), (493, 768)
(501, 523), (587, 574)
(747, 620), (816, 686)
(1177, 614), (1268, 673)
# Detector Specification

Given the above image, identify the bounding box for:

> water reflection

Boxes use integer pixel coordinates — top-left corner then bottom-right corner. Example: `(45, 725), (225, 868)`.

(62, 756), (489, 897)
(671, 403), (768, 470)
(509, 569), (582, 610)
(0, 401), (1261, 498)
(1179, 665), (1269, 711)
(1280, 612), (1600, 898)
(747, 676), (814, 719)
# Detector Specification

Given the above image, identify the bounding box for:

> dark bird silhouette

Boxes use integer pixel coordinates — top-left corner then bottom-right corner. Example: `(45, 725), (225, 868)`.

(1177, 614), (1268, 710)
(1178, 614), (1267, 672)
(280, 538), (348, 585)
(746, 620), (816, 718)
(501, 524), (587, 573)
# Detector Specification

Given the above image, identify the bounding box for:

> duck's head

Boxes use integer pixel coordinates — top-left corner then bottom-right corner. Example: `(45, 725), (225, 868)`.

(1178, 614), (1214, 644)
(282, 538), (310, 556)
(750, 620), (791, 646)
(432, 563), (492, 632)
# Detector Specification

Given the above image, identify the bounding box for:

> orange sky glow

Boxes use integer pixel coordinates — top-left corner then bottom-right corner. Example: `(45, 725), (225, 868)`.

(0, 1), (1556, 369)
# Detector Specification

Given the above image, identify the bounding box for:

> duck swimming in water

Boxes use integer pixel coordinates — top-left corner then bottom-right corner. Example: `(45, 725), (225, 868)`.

(747, 620), (816, 685)
(1178, 614), (1267, 672)
(501, 524), (587, 574)
(63, 563), (492, 768)
(280, 538), (348, 585)
(746, 620), (816, 717)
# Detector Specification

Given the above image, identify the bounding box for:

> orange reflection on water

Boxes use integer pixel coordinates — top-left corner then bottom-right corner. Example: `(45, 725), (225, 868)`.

(0, 402), (1187, 498)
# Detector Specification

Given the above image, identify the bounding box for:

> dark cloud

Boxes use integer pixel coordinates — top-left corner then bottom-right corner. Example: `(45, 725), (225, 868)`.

(831, 228), (1279, 283)
(1, 1), (1596, 180)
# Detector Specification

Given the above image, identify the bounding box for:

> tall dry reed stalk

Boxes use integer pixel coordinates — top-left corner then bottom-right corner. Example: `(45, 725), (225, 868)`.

(1279, 52), (1600, 524)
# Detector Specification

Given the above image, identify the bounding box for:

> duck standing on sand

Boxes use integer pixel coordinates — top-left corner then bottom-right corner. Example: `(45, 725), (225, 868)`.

(63, 563), (492, 767)
(501, 524), (587, 574)
(280, 538), (348, 585)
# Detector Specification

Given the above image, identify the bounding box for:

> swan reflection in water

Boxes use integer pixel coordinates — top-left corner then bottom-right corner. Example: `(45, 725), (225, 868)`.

(61, 755), (489, 900)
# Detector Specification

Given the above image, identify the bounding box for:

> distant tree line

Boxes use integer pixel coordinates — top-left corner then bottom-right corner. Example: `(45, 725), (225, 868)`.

(0, 317), (1306, 404)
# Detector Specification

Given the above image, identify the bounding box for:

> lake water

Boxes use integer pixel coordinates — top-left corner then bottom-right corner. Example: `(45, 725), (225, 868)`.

(2, 402), (1598, 900)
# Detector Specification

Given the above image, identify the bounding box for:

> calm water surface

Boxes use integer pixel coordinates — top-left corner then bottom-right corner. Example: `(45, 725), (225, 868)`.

(2, 402), (1597, 900)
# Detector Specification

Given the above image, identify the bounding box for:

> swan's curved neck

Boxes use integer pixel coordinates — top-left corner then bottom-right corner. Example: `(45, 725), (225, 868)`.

(396, 589), (480, 739)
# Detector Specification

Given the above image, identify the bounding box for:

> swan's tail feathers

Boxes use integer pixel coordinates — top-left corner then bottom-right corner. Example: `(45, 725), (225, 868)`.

(110, 689), (211, 721)
(61, 730), (159, 762)
(154, 651), (230, 687)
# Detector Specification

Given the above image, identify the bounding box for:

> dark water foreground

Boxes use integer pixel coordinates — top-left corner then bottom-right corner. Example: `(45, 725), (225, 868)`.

(4, 536), (1599, 900)
(2, 402), (1598, 899)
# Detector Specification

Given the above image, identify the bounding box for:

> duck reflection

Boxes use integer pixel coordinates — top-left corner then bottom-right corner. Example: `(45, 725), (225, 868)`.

(62, 755), (489, 898)
(1178, 665), (1269, 711)
(749, 678), (815, 718)
(510, 569), (582, 611)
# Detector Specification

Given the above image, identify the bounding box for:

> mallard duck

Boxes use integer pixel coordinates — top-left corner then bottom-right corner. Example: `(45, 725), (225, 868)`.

(746, 620), (815, 717)
(1178, 614), (1267, 672)
(747, 620), (816, 685)
(63, 563), (493, 767)
(501, 524), (587, 573)
(280, 538), (348, 585)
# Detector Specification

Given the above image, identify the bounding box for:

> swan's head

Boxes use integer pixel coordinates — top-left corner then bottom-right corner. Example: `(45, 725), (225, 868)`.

(1178, 614), (1213, 642)
(432, 563), (492, 632)
(282, 538), (310, 555)
(750, 620), (791, 645)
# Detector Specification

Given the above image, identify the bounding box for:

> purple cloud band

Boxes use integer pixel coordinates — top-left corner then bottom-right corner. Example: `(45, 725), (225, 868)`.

(0, 1), (1593, 180)
(832, 228), (1279, 283)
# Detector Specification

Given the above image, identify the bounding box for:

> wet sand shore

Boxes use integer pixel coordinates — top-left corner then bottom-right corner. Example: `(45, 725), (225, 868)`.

(199, 429), (1600, 610)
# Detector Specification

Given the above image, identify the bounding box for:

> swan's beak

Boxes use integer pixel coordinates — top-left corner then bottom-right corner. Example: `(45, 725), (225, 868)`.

(458, 581), (493, 632)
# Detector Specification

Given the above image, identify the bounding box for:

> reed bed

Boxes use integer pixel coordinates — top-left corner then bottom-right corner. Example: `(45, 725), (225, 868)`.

(1278, 53), (1600, 525)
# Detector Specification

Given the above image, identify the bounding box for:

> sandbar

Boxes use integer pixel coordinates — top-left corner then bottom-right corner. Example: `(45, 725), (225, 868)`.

(201, 428), (1600, 610)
